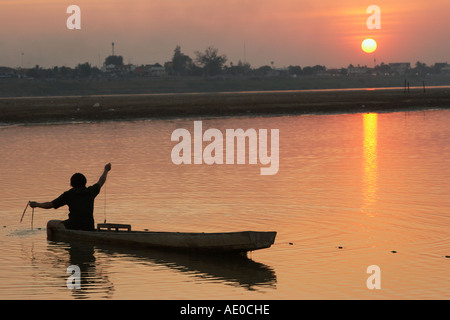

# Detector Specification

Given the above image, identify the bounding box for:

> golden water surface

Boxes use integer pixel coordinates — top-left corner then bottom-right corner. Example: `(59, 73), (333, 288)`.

(0, 109), (449, 299)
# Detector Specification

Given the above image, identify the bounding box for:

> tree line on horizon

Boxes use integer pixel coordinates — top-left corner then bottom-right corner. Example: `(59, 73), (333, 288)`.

(6, 45), (449, 79)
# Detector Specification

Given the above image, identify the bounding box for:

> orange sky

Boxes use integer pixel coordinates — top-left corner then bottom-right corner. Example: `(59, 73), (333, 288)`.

(1, 0), (449, 68)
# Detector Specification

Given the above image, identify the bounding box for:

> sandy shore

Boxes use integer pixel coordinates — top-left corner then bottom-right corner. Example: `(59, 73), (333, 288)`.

(1, 87), (449, 124)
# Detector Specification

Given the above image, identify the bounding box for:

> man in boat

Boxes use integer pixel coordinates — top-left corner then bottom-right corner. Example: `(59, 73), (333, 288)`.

(30, 163), (111, 239)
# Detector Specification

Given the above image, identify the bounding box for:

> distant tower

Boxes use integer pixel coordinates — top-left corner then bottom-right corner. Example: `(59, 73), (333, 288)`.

(244, 41), (246, 64)
(112, 42), (115, 56)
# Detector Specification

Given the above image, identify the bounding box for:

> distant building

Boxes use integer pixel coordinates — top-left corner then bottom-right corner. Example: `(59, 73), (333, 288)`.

(147, 65), (166, 77)
(347, 65), (369, 76)
(0, 66), (16, 78)
(388, 63), (411, 75)
(326, 69), (342, 77)
(272, 67), (289, 77)
(101, 64), (115, 73)
(441, 64), (450, 75)
(434, 62), (449, 74)
(132, 64), (166, 77)
(101, 63), (135, 76)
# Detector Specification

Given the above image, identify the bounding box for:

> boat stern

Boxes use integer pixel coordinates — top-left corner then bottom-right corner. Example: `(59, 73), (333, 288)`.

(247, 231), (277, 251)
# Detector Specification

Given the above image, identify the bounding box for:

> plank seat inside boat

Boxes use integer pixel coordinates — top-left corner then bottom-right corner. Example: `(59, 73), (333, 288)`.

(97, 223), (132, 232)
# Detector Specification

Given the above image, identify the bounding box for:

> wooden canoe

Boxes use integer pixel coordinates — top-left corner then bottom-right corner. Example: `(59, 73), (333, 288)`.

(49, 223), (277, 253)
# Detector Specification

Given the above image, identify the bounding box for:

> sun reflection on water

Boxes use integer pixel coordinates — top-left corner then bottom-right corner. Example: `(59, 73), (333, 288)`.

(362, 113), (378, 216)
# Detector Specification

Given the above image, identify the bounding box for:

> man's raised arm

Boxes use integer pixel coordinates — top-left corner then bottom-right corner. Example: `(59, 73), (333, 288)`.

(97, 163), (111, 188)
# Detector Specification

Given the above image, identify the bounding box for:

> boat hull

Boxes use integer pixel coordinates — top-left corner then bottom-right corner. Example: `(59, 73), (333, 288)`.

(50, 228), (277, 253)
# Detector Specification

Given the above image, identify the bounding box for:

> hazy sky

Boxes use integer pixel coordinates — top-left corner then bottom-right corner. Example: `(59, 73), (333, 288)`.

(1, 0), (449, 69)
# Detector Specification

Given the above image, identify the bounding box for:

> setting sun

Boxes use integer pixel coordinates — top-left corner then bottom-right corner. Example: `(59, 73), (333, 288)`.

(361, 38), (377, 54)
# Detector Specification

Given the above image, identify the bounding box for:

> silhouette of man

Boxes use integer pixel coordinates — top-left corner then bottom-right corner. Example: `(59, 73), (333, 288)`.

(30, 163), (111, 239)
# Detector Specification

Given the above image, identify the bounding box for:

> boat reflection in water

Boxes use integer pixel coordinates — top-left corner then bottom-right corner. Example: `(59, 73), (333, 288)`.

(46, 241), (115, 299)
(47, 239), (277, 299)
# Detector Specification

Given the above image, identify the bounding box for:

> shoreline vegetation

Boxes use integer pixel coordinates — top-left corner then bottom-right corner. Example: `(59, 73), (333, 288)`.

(0, 77), (450, 124)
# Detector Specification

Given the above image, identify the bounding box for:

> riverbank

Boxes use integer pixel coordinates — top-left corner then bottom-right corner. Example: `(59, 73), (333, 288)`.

(1, 87), (450, 124)
(2, 75), (450, 97)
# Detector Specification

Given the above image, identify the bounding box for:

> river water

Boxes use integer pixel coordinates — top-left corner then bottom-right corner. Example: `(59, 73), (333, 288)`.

(0, 109), (449, 300)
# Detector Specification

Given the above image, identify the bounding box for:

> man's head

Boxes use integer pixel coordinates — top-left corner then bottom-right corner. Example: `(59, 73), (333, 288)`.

(71, 173), (87, 188)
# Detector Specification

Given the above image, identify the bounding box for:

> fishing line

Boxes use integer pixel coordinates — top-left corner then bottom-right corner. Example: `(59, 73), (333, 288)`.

(20, 201), (34, 230)
(103, 182), (107, 224)
(31, 206), (34, 230)
(20, 201), (30, 223)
